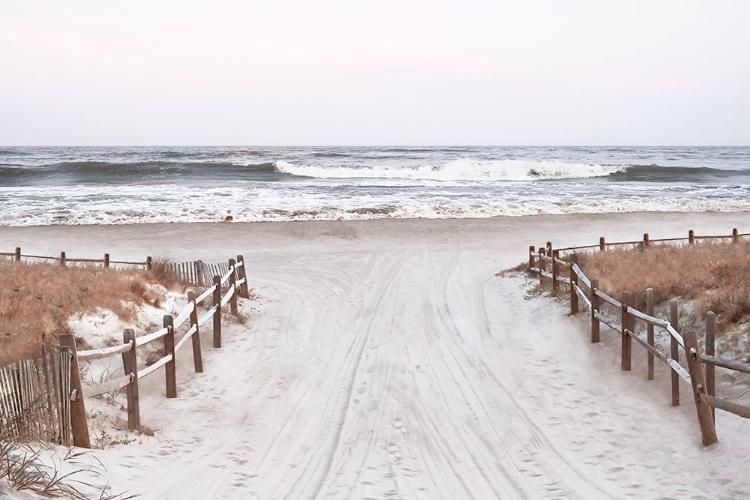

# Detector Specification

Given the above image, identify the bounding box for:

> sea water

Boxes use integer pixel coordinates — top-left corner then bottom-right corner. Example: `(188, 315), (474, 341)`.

(0, 146), (749, 225)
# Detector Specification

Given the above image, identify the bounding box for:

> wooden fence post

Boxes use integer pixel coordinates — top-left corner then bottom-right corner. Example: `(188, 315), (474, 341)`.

(643, 233), (649, 250)
(705, 311), (716, 422)
(146, 256), (153, 271)
(163, 315), (177, 398)
(187, 291), (203, 373)
(599, 237), (605, 252)
(646, 287), (655, 380)
(121, 329), (140, 430)
(213, 275), (222, 348)
(529, 246), (535, 270)
(104, 253), (110, 268)
(670, 300), (680, 406)
(237, 255), (250, 298)
(621, 291), (632, 371)
(551, 250), (559, 296)
(591, 279), (600, 343)
(689, 230), (695, 245)
(14, 247), (20, 261)
(60, 251), (66, 267)
(732, 228), (739, 244)
(58, 334), (91, 448)
(546, 241), (552, 256)
(682, 329), (718, 446)
(569, 254), (578, 315)
(538, 249), (545, 288)
(229, 258), (239, 316)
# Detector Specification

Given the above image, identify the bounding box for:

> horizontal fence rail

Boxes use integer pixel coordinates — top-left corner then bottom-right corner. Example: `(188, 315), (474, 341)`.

(1, 247), (151, 269)
(527, 228), (750, 447)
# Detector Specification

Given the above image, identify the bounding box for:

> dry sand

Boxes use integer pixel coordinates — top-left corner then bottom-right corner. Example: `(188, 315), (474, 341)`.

(3, 212), (750, 499)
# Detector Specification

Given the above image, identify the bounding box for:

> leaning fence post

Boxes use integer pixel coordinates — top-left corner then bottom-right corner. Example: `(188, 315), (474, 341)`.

(121, 329), (140, 430)
(689, 230), (695, 245)
(705, 311), (716, 422)
(229, 258), (239, 316)
(551, 250), (559, 296)
(59, 334), (91, 448)
(163, 315), (177, 398)
(569, 254), (578, 314)
(682, 329), (718, 446)
(213, 275), (222, 348)
(646, 287), (655, 380)
(187, 291), (203, 373)
(599, 237), (605, 252)
(529, 245), (535, 270)
(621, 291), (632, 371)
(14, 247), (21, 261)
(670, 300), (680, 406)
(590, 279), (600, 343)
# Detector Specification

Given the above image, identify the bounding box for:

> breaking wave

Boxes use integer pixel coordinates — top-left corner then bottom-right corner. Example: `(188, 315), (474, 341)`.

(275, 159), (624, 181)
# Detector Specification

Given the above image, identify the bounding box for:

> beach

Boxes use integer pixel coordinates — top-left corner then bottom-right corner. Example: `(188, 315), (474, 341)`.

(4, 212), (750, 498)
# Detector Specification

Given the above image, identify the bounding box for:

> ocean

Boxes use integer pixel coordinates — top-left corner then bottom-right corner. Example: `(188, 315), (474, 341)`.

(1, 146), (749, 226)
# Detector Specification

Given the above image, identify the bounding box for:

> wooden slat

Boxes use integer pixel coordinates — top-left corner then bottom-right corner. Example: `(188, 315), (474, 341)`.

(77, 341), (133, 361)
(571, 264), (591, 288)
(220, 285), (235, 307)
(594, 311), (621, 332)
(540, 270), (553, 279)
(175, 324), (198, 353)
(556, 275), (571, 285)
(198, 305), (218, 326)
(625, 328), (668, 364)
(221, 266), (235, 285)
(700, 393), (750, 419)
(173, 302), (195, 329)
(699, 354), (750, 375)
(666, 324), (685, 348)
(236, 277), (246, 287)
(573, 284), (591, 310)
(595, 289), (622, 309)
(626, 307), (670, 328)
(136, 327), (170, 347)
(138, 354), (173, 380)
(195, 284), (216, 305)
(82, 373), (133, 398)
(667, 358), (691, 384)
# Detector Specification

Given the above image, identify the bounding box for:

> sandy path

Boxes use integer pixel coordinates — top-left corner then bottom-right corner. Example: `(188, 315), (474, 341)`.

(4, 213), (750, 499)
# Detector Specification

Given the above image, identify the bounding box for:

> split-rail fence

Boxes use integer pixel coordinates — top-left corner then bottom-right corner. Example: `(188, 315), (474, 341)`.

(529, 228), (750, 446)
(1, 253), (251, 449)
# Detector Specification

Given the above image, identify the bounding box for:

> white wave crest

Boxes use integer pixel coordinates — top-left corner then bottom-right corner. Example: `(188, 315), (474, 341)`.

(275, 159), (625, 181)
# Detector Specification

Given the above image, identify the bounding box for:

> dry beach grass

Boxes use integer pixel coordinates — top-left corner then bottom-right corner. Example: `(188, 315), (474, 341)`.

(578, 240), (750, 330)
(0, 259), (180, 366)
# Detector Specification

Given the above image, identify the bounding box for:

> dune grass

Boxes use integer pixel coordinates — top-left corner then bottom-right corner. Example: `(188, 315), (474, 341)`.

(577, 241), (750, 330)
(0, 259), (182, 366)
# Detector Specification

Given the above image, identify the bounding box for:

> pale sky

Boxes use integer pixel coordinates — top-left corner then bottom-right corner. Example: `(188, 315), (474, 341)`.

(1, 1), (749, 146)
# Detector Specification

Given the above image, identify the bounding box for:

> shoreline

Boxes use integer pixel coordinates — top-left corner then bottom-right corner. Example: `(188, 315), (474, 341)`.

(2, 211), (749, 264)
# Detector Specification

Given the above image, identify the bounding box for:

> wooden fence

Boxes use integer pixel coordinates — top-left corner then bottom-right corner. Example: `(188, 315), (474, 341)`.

(1, 247), (152, 269)
(168, 260), (235, 288)
(529, 228), (750, 446)
(0, 347), (73, 446)
(0, 255), (251, 448)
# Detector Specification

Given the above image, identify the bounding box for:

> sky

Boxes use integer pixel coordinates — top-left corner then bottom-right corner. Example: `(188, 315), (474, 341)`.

(1, 1), (749, 146)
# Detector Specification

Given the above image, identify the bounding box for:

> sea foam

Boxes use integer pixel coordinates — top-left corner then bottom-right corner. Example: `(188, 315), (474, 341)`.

(275, 159), (625, 181)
